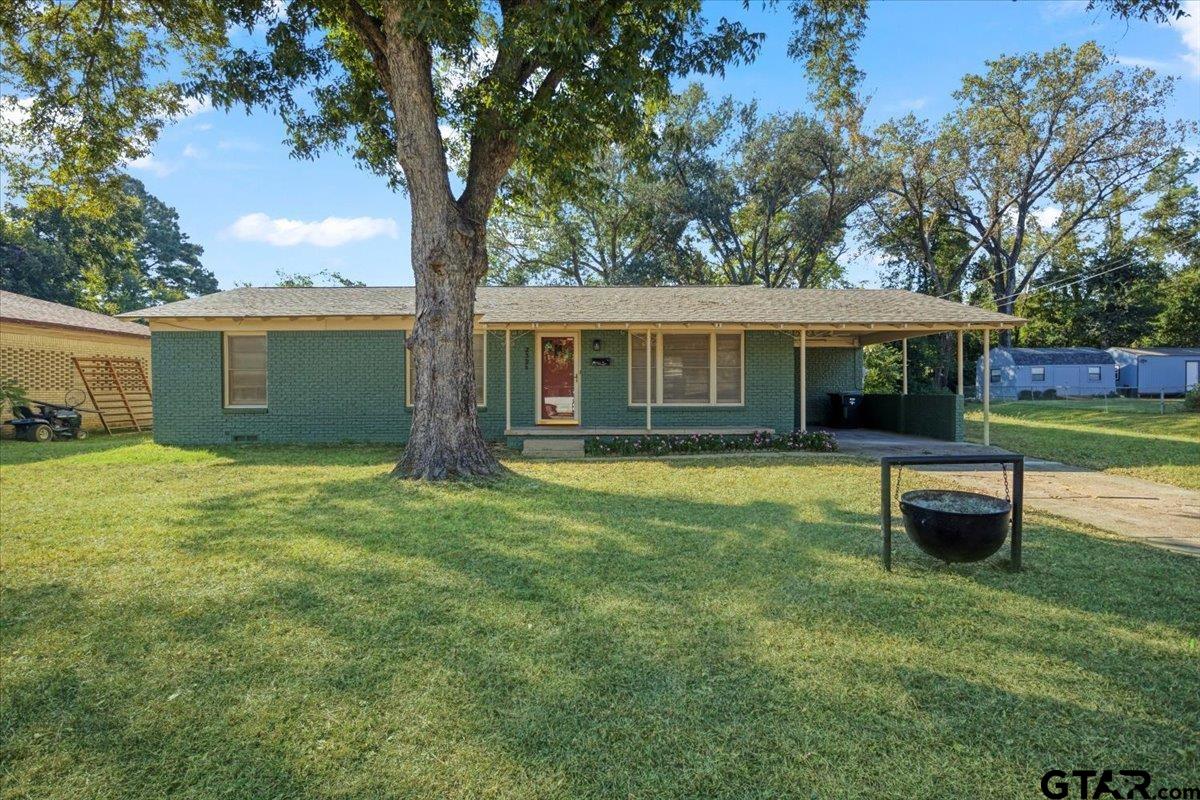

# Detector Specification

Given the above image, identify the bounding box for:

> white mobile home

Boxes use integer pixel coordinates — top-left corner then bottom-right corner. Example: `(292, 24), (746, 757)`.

(1109, 347), (1200, 396)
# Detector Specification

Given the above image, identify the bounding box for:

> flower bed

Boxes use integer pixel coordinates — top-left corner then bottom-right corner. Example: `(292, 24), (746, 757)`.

(584, 430), (838, 457)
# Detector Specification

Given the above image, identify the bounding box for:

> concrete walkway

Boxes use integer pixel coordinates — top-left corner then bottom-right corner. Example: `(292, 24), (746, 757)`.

(831, 428), (1200, 556)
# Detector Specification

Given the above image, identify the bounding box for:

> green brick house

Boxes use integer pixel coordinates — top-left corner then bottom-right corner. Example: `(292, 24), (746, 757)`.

(120, 286), (1021, 447)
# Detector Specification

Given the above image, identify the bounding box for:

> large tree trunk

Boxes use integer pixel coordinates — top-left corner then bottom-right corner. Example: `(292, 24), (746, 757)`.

(394, 202), (501, 479)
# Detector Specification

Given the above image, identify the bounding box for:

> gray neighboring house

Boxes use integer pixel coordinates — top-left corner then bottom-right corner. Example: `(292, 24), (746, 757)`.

(975, 347), (1117, 399)
(1109, 347), (1200, 396)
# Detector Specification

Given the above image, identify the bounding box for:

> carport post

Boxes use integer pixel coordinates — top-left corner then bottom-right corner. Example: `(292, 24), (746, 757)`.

(902, 337), (908, 395)
(956, 329), (964, 396)
(504, 329), (511, 433)
(982, 328), (990, 446)
(645, 329), (652, 431)
(799, 328), (807, 432)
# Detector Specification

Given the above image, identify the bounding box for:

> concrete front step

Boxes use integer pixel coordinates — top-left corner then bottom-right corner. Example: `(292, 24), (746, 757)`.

(522, 438), (586, 458)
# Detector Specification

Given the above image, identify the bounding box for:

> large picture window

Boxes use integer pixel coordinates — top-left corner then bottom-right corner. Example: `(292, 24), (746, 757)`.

(224, 333), (267, 408)
(406, 333), (487, 407)
(630, 332), (743, 406)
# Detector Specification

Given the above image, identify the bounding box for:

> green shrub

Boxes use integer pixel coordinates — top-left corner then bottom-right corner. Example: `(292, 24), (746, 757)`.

(1, 377), (28, 411)
(1183, 386), (1200, 413)
(1018, 390), (1033, 400)
(584, 430), (838, 457)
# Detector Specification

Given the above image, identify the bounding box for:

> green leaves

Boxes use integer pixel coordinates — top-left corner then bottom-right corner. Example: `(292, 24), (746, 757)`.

(0, 175), (215, 313)
(660, 84), (882, 287)
(1, 0), (229, 211)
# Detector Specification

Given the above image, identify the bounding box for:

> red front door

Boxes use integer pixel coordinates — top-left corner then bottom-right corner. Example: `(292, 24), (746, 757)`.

(539, 335), (577, 422)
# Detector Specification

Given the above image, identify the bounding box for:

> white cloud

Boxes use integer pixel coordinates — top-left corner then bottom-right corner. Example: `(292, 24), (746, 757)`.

(1034, 206), (1063, 228)
(217, 138), (261, 152)
(885, 96), (928, 113)
(1115, 55), (1174, 70)
(1127, 3), (1200, 78)
(1173, 1), (1200, 77)
(1040, 0), (1088, 20)
(0, 95), (33, 126)
(178, 96), (213, 118)
(128, 153), (176, 177)
(227, 213), (400, 247)
(0, 97), (36, 159)
(182, 143), (205, 159)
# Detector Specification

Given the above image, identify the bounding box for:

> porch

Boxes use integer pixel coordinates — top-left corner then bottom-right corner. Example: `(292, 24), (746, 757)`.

(505, 425), (772, 437)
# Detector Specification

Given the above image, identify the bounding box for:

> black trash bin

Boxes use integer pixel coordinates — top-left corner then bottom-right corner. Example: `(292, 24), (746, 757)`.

(827, 392), (863, 428)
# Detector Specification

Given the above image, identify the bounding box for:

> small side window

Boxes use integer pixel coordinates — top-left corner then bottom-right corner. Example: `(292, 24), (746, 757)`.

(1031, 367), (1045, 382)
(225, 333), (267, 407)
(1088, 366), (1101, 382)
(990, 368), (1001, 384)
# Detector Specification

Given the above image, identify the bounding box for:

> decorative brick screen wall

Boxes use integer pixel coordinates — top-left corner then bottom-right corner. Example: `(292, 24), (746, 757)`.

(0, 322), (151, 430)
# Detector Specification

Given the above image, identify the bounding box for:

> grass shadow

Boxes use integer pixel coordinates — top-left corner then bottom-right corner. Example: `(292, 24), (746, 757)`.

(4, 445), (1198, 797)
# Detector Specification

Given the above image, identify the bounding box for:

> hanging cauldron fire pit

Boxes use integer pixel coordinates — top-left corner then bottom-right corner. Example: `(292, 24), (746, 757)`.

(899, 489), (1010, 563)
(880, 455), (1025, 571)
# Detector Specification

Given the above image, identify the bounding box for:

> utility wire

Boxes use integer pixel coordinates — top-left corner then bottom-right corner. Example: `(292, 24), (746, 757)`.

(926, 221), (1193, 300)
(926, 226), (1196, 304)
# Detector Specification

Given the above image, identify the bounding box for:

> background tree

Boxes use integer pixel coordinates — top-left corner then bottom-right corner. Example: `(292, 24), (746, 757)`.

(1016, 234), (1166, 348)
(487, 143), (704, 286)
(0, 175), (215, 312)
(273, 268), (366, 287)
(1017, 153), (1198, 348)
(939, 43), (1186, 343)
(659, 84), (882, 287)
(1151, 265), (1200, 347)
(866, 115), (990, 389)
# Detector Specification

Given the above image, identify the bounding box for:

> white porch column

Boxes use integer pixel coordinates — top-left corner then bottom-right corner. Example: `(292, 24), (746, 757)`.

(902, 337), (908, 395)
(645, 329), (652, 431)
(982, 328), (991, 446)
(799, 329), (807, 432)
(504, 329), (511, 433)
(956, 329), (964, 396)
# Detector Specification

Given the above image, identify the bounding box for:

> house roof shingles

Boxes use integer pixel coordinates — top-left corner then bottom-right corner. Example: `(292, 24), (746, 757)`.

(1, 290), (151, 337)
(120, 286), (1023, 327)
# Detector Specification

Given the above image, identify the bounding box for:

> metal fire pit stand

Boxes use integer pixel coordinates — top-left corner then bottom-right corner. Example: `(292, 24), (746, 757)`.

(880, 454), (1025, 572)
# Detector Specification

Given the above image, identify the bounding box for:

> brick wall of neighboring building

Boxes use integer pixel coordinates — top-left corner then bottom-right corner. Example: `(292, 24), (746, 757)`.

(1, 321), (151, 430)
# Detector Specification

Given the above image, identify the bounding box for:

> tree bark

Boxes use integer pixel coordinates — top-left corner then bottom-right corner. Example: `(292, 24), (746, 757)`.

(394, 199), (502, 479)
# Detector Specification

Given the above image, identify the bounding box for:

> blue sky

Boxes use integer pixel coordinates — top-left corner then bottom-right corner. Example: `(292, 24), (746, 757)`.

(129, 0), (1200, 289)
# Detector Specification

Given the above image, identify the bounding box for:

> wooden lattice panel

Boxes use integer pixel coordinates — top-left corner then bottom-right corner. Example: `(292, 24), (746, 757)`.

(72, 357), (153, 433)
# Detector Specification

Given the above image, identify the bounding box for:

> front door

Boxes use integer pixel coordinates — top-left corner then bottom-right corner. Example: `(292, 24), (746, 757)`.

(1186, 360), (1199, 392)
(538, 334), (579, 424)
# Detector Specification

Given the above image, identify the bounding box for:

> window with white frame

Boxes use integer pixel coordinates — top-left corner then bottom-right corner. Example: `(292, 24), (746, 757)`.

(1031, 366), (1045, 382)
(225, 333), (267, 407)
(630, 332), (743, 405)
(990, 368), (1000, 384)
(1087, 366), (1101, 382)
(406, 333), (487, 406)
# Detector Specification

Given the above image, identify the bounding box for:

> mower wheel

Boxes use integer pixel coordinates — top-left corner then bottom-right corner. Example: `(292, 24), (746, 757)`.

(75, 429), (89, 440)
(32, 424), (53, 443)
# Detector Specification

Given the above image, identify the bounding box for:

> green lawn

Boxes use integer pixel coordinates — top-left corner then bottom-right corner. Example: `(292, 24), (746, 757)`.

(965, 398), (1200, 490)
(2, 436), (1198, 799)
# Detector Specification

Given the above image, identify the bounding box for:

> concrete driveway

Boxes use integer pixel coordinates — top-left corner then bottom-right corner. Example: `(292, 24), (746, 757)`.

(830, 428), (1200, 556)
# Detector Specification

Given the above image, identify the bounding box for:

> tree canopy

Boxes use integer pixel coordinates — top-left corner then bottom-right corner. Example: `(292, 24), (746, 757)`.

(658, 84), (882, 287)
(0, 176), (215, 312)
